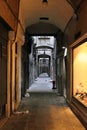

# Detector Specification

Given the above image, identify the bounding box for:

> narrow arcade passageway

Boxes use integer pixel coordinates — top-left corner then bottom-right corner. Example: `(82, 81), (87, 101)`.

(0, 80), (85, 130)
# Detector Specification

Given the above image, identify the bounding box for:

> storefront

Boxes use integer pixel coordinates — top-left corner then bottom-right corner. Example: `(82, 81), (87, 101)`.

(69, 33), (87, 128)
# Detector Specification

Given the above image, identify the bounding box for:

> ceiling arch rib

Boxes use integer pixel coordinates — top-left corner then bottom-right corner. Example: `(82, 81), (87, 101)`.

(20, 0), (74, 33)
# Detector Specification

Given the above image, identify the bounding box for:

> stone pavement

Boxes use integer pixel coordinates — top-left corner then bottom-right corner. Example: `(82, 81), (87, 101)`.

(0, 73), (85, 130)
(27, 73), (56, 93)
(0, 93), (85, 130)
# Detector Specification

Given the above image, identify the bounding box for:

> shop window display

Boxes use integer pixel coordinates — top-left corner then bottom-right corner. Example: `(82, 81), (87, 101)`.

(73, 41), (87, 107)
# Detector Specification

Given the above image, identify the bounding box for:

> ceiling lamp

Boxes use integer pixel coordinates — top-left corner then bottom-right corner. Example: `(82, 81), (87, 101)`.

(42, 0), (48, 3)
(42, 0), (48, 6)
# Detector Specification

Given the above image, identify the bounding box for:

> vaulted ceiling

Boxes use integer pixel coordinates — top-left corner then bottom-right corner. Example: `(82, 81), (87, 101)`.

(19, 0), (82, 35)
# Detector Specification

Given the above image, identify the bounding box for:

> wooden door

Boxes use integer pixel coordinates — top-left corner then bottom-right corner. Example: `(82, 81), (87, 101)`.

(0, 18), (9, 118)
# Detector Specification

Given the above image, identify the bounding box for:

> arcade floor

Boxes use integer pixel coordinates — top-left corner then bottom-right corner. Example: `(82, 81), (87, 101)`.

(0, 93), (85, 130)
(0, 74), (85, 130)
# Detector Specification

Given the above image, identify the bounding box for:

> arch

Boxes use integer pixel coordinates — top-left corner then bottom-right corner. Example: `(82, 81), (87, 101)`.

(26, 22), (60, 36)
(38, 54), (50, 58)
(36, 45), (53, 49)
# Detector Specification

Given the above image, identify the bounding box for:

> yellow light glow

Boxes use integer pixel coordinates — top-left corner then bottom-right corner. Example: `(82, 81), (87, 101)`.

(78, 53), (87, 62)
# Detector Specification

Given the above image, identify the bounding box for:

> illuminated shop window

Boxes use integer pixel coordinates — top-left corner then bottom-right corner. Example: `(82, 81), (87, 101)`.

(73, 41), (87, 106)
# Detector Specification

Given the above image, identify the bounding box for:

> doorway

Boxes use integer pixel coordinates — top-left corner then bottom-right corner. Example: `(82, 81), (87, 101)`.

(0, 22), (8, 118)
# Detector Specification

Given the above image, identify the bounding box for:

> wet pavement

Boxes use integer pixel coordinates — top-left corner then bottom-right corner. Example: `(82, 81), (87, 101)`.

(0, 73), (85, 130)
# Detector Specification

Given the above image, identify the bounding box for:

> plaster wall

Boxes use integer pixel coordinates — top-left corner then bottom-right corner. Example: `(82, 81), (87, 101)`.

(0, 0), (19, 31)
(0, 0), (25, 117)
(65, 0), (87, 44)
(64, 0), (87, 101)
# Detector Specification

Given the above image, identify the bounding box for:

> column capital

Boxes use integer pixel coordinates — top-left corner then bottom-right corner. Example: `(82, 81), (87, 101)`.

(8, 31), (15, 41)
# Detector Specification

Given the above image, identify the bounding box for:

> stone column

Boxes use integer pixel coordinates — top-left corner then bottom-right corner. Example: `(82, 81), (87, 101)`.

(6, 31), (15, 117)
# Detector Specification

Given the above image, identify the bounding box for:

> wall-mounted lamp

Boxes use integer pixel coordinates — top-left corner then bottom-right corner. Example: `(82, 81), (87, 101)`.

(62, 46), (67, 57)
(62, 46), (66, 49)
